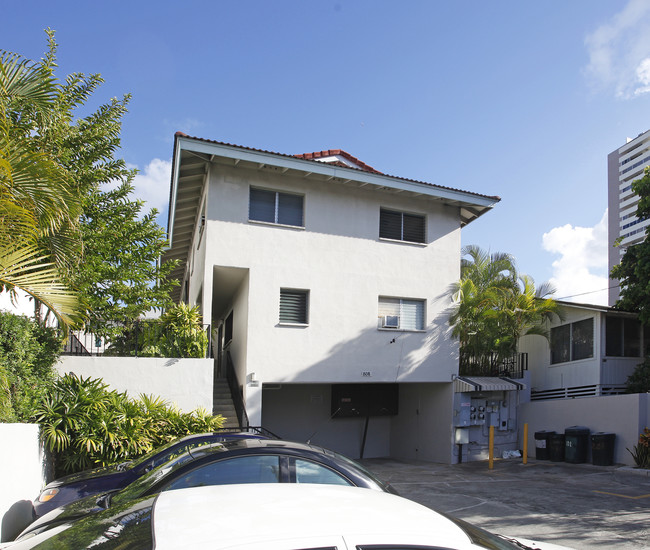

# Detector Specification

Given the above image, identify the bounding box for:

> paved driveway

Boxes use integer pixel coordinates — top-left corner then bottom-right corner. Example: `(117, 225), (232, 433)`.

(361, 458), (650, 550)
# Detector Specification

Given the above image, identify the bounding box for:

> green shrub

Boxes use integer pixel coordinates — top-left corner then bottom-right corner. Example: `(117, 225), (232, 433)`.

(157, 303), (208, 358)
(626, 357), (650, 394)
(34, 373), (224, 477)
(104, 304), (208, 358)
(627, 428), (650, 469)
(0, 312), (63, 422)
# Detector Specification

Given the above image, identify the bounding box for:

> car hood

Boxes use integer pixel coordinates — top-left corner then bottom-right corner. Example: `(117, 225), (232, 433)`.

(18, 491), (110, 540)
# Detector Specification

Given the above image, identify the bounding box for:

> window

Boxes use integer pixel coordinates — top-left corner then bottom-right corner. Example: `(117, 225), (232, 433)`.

(249, 187), (304, 227)
(606, 315), (641, 357)
(378, 297), (425, 331)
(280, 289), (309, 325)
(294, 459), (352, 486)
(550, 318), (593, 364)
(163, 455), (281, 491)
(379, 208), (425, 243)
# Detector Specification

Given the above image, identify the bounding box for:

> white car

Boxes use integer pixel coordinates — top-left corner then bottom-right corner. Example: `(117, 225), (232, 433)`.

(6, 484), (574, 549)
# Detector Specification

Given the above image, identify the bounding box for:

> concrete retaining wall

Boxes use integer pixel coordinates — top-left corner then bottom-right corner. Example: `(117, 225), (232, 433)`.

(57, 356), (214, 413)
(0, 424), (45, 542)
(519, 393), (650, 466)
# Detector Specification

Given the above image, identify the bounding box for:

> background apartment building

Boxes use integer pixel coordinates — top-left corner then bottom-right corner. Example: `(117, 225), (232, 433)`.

(608, 128), (650, 305)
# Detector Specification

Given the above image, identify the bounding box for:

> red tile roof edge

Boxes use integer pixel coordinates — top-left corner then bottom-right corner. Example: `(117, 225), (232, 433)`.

(293, 149), (382, 174)
(174, 133), (501, 202)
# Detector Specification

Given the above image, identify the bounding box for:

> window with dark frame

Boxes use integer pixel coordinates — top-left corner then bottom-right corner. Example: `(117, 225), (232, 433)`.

(606, 315), (642, 357)
(550, 318), (594, 364)
(379, 208), (425, 243)
(249, 188), (304, 227)
(280, 289), (309, 325)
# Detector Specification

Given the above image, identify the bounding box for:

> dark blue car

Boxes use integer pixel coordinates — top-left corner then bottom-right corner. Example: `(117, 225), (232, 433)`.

(32, 428), (273, 520)
(19, 438), (396, 541)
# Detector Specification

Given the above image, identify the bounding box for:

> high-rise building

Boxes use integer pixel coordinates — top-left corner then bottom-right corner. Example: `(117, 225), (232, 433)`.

(607, 128), (650, 305)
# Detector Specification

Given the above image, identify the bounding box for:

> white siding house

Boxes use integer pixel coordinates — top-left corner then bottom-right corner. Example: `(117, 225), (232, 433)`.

(164, 135), (499, 463)
(518, 301), (645, 400)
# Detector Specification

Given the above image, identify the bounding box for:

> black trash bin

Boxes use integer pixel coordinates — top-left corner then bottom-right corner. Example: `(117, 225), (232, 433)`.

(534, 431), (555, 460)
(565, 426), (590, 464)
(591, 432), (616, 466)
(549, 433), (565, 461)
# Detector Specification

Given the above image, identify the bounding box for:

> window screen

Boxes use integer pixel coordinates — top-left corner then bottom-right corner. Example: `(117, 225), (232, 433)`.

(551, 319), (593, 364)
(379, 208), (425, 243)
(280, 289), (309, 324)
(250, 188), (304, 227)
(378, 297), (424, 330)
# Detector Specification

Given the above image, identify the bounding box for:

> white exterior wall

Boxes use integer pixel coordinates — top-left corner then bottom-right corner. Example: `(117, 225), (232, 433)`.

(57, 356), (214, 414)
(0, 424), (45, 542)
(519, 393), (650, 466)
(203, 165), (459, 393)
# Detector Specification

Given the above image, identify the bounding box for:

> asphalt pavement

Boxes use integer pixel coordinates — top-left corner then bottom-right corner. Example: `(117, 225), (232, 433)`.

(361, 457), (650, 550)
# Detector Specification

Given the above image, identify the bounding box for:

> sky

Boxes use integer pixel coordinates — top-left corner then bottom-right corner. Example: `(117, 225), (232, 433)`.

(3, 0), (650, 308)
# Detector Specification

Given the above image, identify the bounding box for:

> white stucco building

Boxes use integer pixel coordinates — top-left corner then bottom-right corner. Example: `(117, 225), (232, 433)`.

(163, 134), (499, 463)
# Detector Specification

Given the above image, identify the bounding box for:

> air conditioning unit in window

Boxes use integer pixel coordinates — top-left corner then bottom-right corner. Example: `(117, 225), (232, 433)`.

(382, 315), (399, 329)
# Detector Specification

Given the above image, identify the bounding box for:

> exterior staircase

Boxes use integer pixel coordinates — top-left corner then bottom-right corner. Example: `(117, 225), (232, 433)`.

(213, 378), (240, 428)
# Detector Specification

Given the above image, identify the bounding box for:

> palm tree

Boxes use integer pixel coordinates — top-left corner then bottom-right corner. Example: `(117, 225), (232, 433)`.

(449, 245), (561, 375)
(0, 42), (84, 327)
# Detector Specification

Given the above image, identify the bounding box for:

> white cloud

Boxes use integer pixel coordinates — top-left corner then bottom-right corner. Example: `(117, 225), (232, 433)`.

(131, 158), (172, 214)
(542, 210), (609, 305)
(584, 0), (650, 98)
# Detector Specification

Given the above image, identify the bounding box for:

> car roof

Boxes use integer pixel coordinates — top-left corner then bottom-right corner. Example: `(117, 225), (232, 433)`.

(152, 484), (477, 550)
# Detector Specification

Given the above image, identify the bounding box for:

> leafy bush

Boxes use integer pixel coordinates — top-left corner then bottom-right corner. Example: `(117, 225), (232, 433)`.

(104, 304), (208, 358)
(35, 373), (224, 477)
(627, 428), (650, 468)
(0, 312), (63, 422)
(626, 357), (650, 394)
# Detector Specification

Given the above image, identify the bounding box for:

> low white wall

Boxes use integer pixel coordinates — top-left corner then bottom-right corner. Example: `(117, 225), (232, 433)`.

(0, 424), (45, 541)
(58, 356), (214, 413)
(519, 393), (650, 466)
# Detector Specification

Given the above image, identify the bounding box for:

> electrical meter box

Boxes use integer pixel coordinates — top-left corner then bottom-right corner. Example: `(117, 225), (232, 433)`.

(455, 394), (471, 426)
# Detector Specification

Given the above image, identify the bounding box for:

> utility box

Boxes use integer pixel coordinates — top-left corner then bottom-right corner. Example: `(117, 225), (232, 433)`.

(455, 394), (471, 427)
(455, 427), (470, 445)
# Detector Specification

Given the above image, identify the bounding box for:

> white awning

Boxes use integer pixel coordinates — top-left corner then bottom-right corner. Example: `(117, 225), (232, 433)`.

(454, 376), (526, 393)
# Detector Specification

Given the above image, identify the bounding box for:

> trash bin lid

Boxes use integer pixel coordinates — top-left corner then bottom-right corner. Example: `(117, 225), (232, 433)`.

(565, 426), (590, 435)
(534, 430), (555, 438)
(591, 432), (615, 439)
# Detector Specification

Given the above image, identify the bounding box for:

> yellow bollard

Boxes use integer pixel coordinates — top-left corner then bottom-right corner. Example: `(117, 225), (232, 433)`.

(489, 425), (494, 470)
(523, 423), (528, 465)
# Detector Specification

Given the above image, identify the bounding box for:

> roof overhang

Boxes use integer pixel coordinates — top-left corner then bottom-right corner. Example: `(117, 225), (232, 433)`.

(163, 135), (500, 302)
(454, 376), (526, 392)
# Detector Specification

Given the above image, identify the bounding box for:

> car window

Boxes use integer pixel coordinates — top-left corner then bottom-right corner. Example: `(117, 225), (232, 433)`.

(163, 455), (281, 491)
(294, 459), (353, 486)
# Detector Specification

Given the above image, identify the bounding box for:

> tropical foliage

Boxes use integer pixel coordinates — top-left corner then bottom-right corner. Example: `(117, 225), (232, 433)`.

(35, 373), (224, 477)
(627, 428), (650, 468)
(104, 303), (209, 358)
(1, 30), (178, 334)
(449, 245), (562, 375)
(0, 311), (62, 422)
(0, 32), (84, 327)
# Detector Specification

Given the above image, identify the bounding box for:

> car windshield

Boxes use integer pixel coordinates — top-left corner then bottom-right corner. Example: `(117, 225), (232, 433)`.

(109, 443), (226, 507)
(442, 512), (536, 550)
(322, 448), (393, 491)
